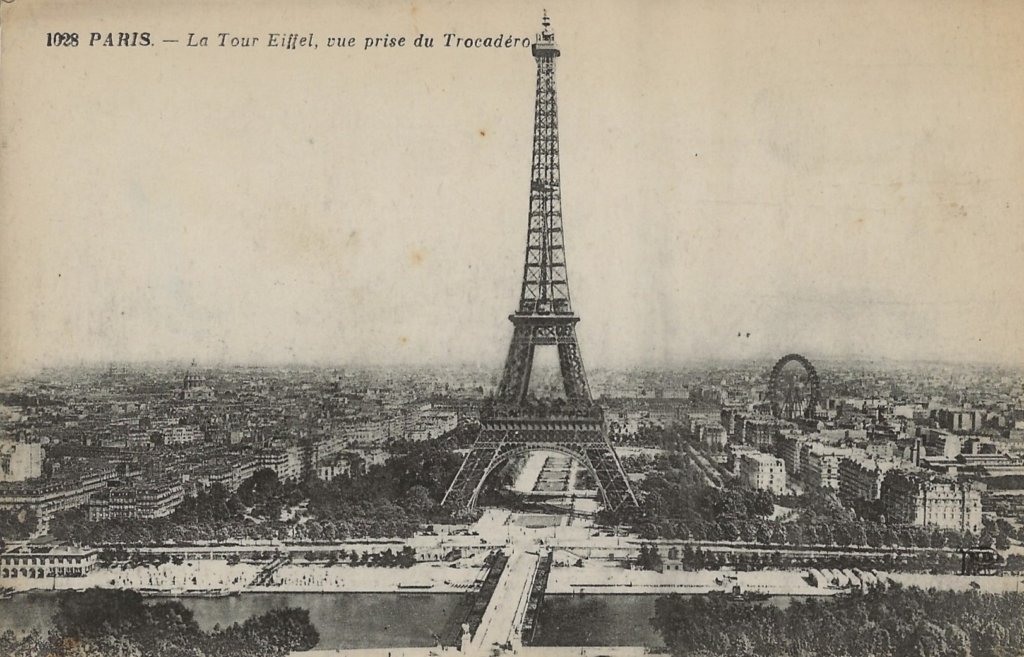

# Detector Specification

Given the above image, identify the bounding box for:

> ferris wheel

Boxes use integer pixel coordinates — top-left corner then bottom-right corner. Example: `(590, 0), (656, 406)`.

(767, 353), (821, 420)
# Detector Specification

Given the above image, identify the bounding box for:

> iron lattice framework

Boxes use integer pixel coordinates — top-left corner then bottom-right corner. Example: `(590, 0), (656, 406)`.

(767, 353), (822, 420)
(443, 15), (638, 513)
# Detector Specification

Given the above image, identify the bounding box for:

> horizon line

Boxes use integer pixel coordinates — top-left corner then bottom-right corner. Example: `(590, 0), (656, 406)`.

(3, 353), (1023, 379)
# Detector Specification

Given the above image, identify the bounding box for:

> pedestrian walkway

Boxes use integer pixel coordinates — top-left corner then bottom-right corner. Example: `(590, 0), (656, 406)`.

(471, 549), (540, 653)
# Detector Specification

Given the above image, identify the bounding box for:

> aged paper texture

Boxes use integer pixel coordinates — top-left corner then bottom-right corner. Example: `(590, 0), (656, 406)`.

(1, 1), (1023, 656)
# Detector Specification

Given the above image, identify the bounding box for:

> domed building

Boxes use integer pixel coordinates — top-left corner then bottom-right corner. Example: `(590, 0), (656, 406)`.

(181, 360), (213, 400)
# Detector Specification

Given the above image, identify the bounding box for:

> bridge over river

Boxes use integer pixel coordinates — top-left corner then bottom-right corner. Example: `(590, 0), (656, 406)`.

(291, 539), (639, 657)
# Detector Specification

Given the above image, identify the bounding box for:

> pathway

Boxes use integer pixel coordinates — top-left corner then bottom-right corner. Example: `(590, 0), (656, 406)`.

(471, 549), (540, 653)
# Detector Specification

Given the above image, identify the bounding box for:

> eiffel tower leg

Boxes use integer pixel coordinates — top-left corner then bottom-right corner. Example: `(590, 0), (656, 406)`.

(583, 445), (638, 512)
(442, 445), (501, 508)
(556, 325), (591, 403)
(497, 326), (536, 403)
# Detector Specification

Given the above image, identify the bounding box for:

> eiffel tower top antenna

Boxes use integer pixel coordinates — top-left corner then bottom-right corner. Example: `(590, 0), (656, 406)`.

(536, 11), (556, 53)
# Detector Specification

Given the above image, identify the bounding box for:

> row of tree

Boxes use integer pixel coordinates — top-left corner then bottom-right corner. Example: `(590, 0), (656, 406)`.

(639, 515), (988, 550)
(298, 546), (418, 568)
(635, 541), (960, 574)
(0, 588), (319, 657)
(671, 544), (959, 573)
(652, 585), (1024, 657)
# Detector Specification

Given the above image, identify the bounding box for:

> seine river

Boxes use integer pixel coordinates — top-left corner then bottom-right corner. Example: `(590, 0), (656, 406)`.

(532, 594), (808, 647)
(0, 592), (463, 649)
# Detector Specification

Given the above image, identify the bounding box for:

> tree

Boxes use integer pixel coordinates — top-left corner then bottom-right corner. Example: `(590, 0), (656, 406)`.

(870, 626), (894, 657)
(653, 587), (1024, 657)
(833, 523), (853, 546)
(33, 588), (309, 656)
(637, 544), (652, 569)
(899, 621), (949, 657)
(237, 469), (282, 507)
(645, 544), (664, 572)
(0, 507), (38, 540)
(397, 546), (417, 568)
(399, 485), (434, 515)
(847, 524), (866, 547)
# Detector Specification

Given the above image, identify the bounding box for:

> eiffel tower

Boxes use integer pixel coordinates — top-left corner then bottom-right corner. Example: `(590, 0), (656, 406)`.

(442, 14), (638, 513)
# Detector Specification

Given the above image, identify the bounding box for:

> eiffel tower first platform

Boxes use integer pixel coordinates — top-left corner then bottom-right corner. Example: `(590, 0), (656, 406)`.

(442, 14), (638, 513)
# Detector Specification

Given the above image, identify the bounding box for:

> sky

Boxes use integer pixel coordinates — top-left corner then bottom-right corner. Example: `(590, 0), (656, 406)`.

(1, 0), (1023, 375)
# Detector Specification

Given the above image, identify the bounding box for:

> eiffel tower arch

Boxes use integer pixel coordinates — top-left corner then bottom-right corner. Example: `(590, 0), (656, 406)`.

(442, 14), (638, 514)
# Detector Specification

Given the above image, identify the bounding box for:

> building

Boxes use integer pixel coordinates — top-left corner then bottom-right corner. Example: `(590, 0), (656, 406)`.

(341, 420), (389, 444)
(865, 440), (897, 461)
(181, 362), (214, 400)
(881, 470), (982, 534)
(838, 455), (895, 501)
(427, 398), (483, 424)
(683, 413), (728, 448)
(736, 450), (787, 495)
(316, 454), (354, 482)
(88, 480), (185, 520)
(959, 452), (1024, 477)
(738, 414), (779, 452)
(256, 442), (305, 481)
(0, 439), (44, 482)
(0, 545), (98, 580)
(404, 408), (459, 441)
(922, 429), (962, 459)
(935, 408), (984, 434)
(126, 431), (154, 449)
(801, 445), (852, 490)
(699, 423), (728, 449)
(727, 444), (759, 476)
(720, 407), (742, 437)
(0, 465), (118, 521)
(606, 406), (678, 438)
(188, 455), (257, 492)
(311, 433), (347, 464)
(160, 425), (203, 446)
(775, 432), (807, 477)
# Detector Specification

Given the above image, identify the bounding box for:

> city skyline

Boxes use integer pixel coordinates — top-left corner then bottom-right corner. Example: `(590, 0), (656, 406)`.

(2, 0), (1023, 375)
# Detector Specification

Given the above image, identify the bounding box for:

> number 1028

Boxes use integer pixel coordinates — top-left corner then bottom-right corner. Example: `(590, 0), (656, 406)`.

(46, 33), (80, 47)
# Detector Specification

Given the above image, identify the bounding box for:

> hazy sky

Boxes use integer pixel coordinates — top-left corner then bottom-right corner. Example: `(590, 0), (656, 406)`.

(2, 0), (1023, 374)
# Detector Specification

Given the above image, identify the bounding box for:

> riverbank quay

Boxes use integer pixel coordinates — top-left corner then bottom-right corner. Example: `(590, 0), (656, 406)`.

(4, 549), (1018, 596)
(546, 560), (1021, 596)
(290, 647), (669, 657)
(292, 650), (450, 657)
(887, 571), (1024, 592)
(292, 646), (667, 654)
(99, 534), (505, 561)
(547, 563), (825, 596)
(520, 649), (668, 657)
(1, 558), (489, 595)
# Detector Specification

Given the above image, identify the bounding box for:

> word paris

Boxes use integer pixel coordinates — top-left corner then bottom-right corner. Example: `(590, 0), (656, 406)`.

(185, 32), (532, 50)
